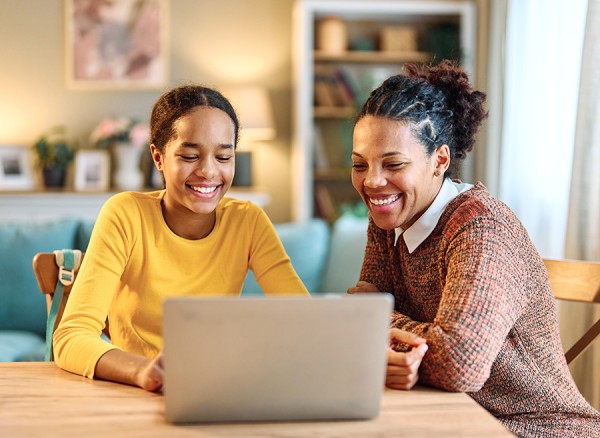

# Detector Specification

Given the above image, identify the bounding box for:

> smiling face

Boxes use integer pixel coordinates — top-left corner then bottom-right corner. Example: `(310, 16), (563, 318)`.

(151, 106), (236, 239)
(351, 115), (449, 231)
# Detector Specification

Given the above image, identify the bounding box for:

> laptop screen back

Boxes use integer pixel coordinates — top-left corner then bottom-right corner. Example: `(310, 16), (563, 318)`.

(163, 294), (393, 423)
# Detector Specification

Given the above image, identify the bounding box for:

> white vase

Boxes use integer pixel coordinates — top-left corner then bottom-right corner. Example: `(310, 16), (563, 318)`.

(112, 143), (144, 191)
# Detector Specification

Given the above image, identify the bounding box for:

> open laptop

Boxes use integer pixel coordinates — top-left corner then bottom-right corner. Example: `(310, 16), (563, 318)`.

(163, 294), (393, 424)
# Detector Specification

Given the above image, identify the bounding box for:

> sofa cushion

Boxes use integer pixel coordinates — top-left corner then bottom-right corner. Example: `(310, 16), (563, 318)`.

(320, 215), (369, 294)
(0, 219), (80, 338)
(242, 219), (330, 295)
(0, 331), (45, 362)
(75, 220), (96, 251)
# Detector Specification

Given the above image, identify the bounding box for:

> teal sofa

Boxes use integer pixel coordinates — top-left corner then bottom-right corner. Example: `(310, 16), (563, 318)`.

(0, 215), (368, 362)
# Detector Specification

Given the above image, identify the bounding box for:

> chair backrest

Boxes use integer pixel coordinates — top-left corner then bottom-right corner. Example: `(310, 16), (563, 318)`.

(32, 252), (110, 338)
(543, 258), (600, 364)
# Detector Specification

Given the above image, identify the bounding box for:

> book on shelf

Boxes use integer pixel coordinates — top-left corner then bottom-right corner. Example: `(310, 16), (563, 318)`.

(314, 184), (337, 224)
(314, 65), (357, 108)
(313, 124), (329, 169)
(332, 66), (358, 106)
(314, 65), (337, 107)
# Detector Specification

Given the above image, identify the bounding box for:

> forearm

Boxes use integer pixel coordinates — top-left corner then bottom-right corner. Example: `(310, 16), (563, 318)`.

(390, 310), (495, 392)
(257, 259), (309, 295)
(94, 349), (152, 388)
(391, 311), (426, 334)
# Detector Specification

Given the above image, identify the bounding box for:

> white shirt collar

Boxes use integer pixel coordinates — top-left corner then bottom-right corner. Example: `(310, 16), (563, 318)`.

(394, 178), (473, 253)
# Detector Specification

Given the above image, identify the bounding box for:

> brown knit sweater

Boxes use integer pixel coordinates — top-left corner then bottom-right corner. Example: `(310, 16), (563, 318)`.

(360, 183), (600, 437)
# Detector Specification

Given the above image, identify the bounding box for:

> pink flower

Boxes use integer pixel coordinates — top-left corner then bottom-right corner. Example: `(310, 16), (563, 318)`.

(130, 123), (150, 148)
(89, 117), (150, 149)
(89, 119), (115, 145)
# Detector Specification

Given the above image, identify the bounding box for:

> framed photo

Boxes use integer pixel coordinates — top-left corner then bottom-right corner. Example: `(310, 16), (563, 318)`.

(65, 0), (169, 90)
(0, 146), (35, 191)
(74, 149), (111, 192)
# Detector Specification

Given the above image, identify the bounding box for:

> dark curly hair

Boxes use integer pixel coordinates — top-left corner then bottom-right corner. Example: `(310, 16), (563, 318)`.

(356, 60), (487, 177)
(150, 85), (240, 153)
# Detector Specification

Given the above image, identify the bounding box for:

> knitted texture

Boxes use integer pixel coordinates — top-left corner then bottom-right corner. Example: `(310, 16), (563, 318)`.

(360, 183), (600, 437)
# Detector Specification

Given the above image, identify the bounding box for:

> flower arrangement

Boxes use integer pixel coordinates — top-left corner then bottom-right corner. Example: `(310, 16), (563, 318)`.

(89, 117), (150, 149)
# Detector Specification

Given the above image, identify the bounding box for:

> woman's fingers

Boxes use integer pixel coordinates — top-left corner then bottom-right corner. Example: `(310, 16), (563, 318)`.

(385, 338), (428, 391)
(387, 344), (427, 369)
(389, 328), (427, 348)
(139, 352), (165, 393)
(347, 281), (380, 294)
(386, 373), (420, 390)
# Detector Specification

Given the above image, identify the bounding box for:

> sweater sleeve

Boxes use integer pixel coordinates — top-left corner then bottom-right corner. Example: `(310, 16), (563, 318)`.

(392, 217), (530, 392)
(53, 194), (134, 378)
(247, 207), (309, 296)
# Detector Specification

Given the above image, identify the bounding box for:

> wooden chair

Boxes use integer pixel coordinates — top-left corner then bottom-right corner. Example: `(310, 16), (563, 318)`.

(544, 258), (600, 364)
(32, 252), (110, 338)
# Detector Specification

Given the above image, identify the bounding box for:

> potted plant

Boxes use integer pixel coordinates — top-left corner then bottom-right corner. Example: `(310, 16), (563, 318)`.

(32, 126), (76, 188)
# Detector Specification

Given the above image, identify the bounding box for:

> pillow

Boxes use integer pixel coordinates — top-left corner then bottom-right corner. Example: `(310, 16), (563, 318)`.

(75, 220), (96, 251)
(320, 215), (369, 294)
(242, 219), (330, 296)
(0, 331), (45, 362)
(0, 219), (80, 337)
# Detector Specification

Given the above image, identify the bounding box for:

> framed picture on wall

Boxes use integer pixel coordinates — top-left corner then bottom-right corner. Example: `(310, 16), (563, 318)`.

(74, 149), (110, 192)
(0, 146), (36, 191)
(65, 0), (169, 90)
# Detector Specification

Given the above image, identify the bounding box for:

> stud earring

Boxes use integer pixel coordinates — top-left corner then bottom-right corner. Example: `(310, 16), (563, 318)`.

(434, 170), (441, 177)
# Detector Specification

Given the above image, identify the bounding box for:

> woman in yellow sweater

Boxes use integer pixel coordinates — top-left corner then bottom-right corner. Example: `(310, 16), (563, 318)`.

(53, 85), (309, 392)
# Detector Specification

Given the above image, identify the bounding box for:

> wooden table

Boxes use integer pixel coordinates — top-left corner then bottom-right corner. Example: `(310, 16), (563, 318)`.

(0, 362), (511, 437)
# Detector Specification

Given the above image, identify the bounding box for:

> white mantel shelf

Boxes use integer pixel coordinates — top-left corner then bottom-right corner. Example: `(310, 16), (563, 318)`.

(0, 189), (270, 222)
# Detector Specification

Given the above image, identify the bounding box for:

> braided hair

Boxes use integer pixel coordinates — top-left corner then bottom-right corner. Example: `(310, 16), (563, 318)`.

(356, 60), (487, 177)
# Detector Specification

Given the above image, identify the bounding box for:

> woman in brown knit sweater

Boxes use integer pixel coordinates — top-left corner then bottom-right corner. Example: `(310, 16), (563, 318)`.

(347, 60), (600, 437)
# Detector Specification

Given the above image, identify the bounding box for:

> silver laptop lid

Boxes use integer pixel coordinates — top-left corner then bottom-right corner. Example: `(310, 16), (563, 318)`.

(163, 294), (393, 423)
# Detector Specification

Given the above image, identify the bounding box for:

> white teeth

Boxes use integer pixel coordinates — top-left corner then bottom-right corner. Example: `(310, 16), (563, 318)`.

(370, 194), (399, 206)
(191, 186), (217, 194)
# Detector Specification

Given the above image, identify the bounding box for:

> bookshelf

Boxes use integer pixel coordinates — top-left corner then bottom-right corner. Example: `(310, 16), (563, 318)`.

(292, 0), (478, 222)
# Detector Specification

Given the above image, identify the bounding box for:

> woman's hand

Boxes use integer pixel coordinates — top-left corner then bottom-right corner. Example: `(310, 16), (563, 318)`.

(347, 281), (380, 294)
(386, 329), (428, 390)
(136, 351), (164, 393)
(95, 349), (164, 393)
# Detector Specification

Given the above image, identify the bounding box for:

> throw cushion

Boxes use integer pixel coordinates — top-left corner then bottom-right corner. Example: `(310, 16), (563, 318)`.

(0, 219), (80, 337)
(75, 220), (96, 251)
(0, 331), (45, 362)
(321, 214), (369, 293)
(242, 219), (330, 295)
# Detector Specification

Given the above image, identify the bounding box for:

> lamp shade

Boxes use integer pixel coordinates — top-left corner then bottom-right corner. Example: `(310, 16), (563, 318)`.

(221, 86), (276, 142)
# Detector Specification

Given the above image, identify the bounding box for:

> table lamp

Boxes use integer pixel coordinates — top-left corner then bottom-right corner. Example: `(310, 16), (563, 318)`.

(221, 86), (275, 186)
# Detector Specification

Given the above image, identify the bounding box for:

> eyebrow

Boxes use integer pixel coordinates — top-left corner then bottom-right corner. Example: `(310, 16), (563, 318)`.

(352, 151), (408, 158)
(180, 142), (234, 150)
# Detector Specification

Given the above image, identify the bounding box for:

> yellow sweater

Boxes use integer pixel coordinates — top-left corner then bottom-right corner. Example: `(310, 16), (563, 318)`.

(54, 191), (308, 378)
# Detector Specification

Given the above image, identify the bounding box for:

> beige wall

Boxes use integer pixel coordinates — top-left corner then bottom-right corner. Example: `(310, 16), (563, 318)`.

(0, 0), (295, 222)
